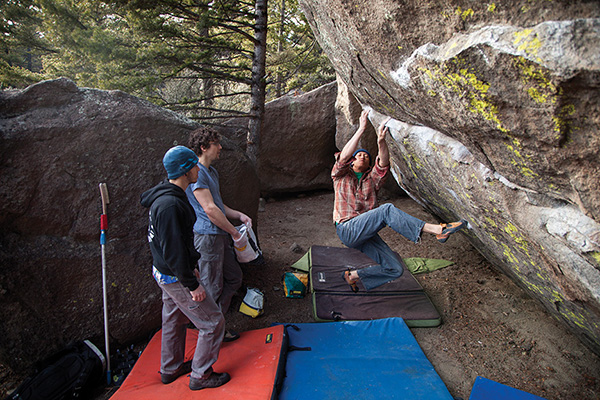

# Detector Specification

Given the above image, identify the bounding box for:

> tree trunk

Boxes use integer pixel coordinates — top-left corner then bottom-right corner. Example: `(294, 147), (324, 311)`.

(203, 77), (214, 119)
(275, 0), (286, 98)
(247, 0), (268, 167)
(198, 13), (214, 120)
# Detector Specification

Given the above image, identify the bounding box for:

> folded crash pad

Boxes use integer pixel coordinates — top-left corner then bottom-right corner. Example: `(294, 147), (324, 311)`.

(403, 257), (455, 274)
(305, 246), (442, 327)
(469, 376), (548, 400)
(278, 318), (453, 400)
(110, 325), (286, 400)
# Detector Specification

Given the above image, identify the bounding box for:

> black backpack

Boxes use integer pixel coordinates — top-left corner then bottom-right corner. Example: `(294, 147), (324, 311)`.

(4, 340), (105, 400)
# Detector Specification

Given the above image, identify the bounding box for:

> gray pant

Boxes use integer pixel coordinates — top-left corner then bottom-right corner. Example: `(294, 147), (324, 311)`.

(194, 233), (243, 314)
(158, 279), (225, 379)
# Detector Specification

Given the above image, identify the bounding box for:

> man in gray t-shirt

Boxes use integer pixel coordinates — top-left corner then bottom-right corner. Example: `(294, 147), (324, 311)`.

(186, 127), (250, 341)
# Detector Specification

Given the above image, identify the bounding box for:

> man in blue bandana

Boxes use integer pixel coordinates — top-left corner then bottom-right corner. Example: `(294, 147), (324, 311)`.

(140, 146), (230, 391)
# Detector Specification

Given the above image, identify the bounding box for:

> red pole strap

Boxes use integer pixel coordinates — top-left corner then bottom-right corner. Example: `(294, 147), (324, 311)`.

(101, 214), (108, 230)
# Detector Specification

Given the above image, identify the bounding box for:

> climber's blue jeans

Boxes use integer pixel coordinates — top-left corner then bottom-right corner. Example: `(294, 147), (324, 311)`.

(335, 203), (426, 290)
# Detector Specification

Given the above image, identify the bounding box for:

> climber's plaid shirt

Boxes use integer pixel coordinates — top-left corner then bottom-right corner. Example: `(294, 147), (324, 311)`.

(331, 152), (389, 224)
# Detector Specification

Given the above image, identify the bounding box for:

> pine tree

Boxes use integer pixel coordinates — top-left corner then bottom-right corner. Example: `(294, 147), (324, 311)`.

(266, 0), (334, 99)
(0, 0), (51, 88)
(3, 0), (334, 163)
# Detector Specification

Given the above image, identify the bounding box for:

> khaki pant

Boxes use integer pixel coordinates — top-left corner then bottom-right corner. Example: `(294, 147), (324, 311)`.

(158, 279), (225, 379)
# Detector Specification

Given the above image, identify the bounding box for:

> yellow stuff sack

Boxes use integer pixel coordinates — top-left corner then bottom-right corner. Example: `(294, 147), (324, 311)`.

(239, 287), (264, 318)
(282, 272), (308, 298)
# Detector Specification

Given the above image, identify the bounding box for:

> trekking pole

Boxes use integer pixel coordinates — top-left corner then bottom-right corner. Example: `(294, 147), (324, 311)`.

(99, 183), (112, 385)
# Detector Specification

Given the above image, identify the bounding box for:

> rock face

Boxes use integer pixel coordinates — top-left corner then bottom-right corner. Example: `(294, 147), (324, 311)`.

(222, 82), (338, 196)
(258, 82), (338, 195)
(0, 78), (260, 371)
(299, 0), (600, 353)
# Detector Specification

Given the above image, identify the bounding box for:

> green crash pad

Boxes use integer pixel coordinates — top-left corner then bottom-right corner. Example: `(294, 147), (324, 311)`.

(293, 246), (445, 327)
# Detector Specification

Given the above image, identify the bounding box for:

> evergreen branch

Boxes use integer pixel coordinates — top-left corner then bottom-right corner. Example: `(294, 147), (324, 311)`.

(159, 91), (251, 105)
(188, 114), (251, 121)
(172, 105), (248, 115)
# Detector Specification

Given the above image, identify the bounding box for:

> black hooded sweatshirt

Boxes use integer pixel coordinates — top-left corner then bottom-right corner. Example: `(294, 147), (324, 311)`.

(140, 180), (200, 291)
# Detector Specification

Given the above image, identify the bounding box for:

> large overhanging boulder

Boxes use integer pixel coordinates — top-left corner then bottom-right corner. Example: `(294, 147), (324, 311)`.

(299, 0), (600, 353)
(0, 78), (259, 371)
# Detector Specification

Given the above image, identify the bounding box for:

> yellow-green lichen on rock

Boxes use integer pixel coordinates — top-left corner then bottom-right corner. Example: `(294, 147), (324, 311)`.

(514, 29), (543, 62)
(418, 63), (510, 134)
(513, 57), (560, 106)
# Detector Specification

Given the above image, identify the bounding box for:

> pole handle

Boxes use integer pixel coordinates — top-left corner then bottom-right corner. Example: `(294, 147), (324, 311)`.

(99, 183), (110, 216)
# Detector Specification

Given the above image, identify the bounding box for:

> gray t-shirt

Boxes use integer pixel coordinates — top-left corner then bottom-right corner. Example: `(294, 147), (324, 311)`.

(186, 163), (227, 235)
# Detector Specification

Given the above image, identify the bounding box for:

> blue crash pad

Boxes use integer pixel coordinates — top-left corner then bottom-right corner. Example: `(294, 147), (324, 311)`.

(278, 317), (452, 400)
(469, 376), (547, 400)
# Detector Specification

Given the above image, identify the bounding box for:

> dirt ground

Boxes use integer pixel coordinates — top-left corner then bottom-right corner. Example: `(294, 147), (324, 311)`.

(3, 191), (600, 400)
(236, 191), (600, 400)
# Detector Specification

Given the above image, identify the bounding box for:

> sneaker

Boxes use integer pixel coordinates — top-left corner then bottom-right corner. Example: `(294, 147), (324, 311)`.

(189, 372), (231, 390)
(436, 220), (467, 243)
(223, 329), (240, 342)
(161, 361), (192, 384)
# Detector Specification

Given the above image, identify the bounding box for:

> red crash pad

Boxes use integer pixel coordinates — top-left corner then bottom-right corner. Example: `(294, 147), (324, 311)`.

(110, 325), (286, 400)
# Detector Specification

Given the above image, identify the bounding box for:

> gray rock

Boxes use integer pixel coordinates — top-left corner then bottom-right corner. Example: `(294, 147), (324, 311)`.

(223, 82), (338, 196)
(299, 0), (600, 354)
(0, 78), (259, 371)
(258, 82), (338, 195)
(290, 243), (304, 254)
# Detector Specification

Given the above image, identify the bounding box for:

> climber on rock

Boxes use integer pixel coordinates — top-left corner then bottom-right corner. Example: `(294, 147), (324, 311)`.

(332, 108), (467, 292)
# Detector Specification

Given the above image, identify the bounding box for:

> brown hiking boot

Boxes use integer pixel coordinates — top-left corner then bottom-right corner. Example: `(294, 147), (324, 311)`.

(189, 372), (231, 390)
(161, 361), (192, 384)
